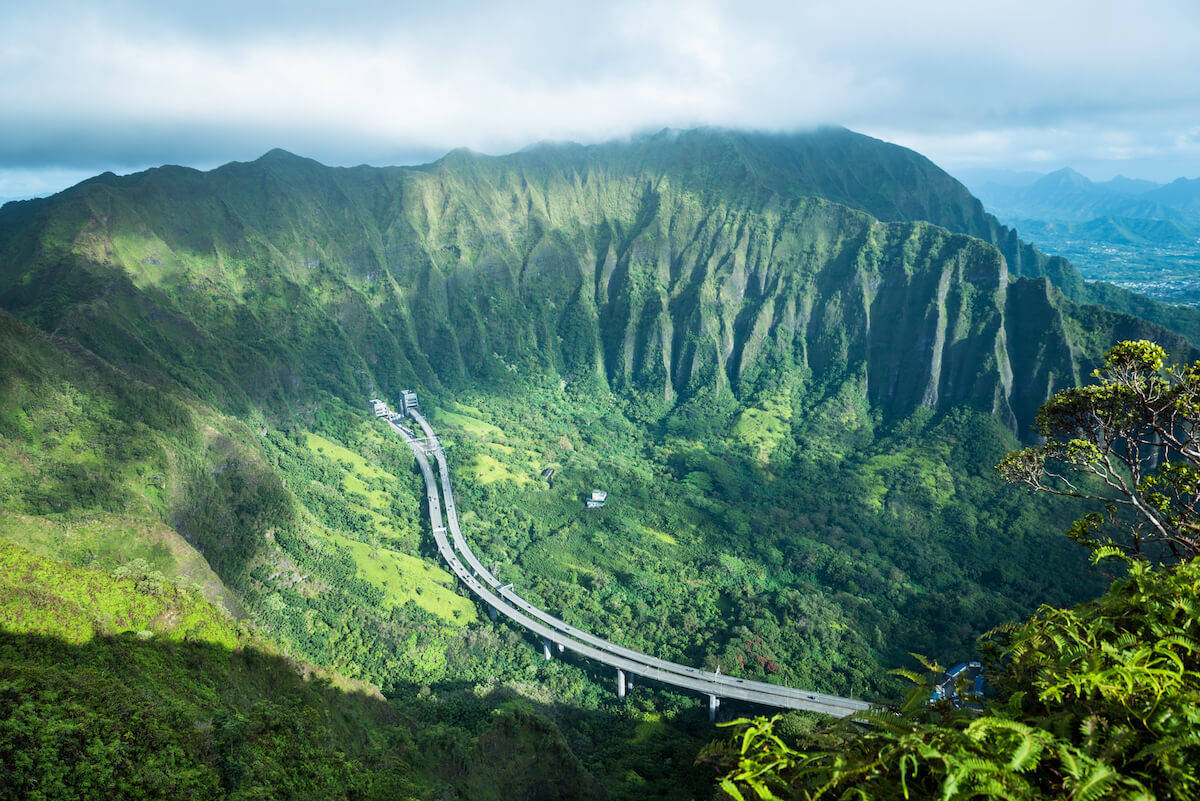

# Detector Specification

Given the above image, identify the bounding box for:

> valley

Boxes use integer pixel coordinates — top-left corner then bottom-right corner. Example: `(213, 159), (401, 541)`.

(1016, 230), (1200, 305)
(968, 168), (1200, 305)
(380, 395), (870, 717)
(1, 127), (1196, 798)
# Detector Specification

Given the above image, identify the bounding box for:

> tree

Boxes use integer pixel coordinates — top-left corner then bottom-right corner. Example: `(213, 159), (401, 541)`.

(711, 339), (1200, 800)
(709, 557), (1200, 801)
(997, 339), (1200, 562)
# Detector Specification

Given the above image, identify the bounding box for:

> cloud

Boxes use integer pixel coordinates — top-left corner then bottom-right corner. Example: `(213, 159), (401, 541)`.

(3, 0), (1200, 197)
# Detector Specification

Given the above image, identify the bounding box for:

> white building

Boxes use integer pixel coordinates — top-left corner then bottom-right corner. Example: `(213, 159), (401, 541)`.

(585, 489), (607, 509)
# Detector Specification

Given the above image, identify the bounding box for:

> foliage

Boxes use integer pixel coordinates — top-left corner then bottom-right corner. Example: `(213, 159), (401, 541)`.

(0, 540), (242, 649)
(0, 313), (716, 798)
(712, 556), (1200, 800)
(998, 339), (1200, 561)
(5, 131), (1195, 798)
(0, 540), (621, 801)
(427, 380), (1114, 700)
(0, 540), (415, 800)
(717, 338), (1200, 801)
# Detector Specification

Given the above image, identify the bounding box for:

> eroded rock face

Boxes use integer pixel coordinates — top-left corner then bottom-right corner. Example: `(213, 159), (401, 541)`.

(0, 128), (1192, 436)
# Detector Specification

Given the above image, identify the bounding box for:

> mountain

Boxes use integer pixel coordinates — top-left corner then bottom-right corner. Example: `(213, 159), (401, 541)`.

(960, 171), (1163, 196)
(1098, 175), (1162, 195)
(4, 127), (1199, 798)
(1, 128), (1192, 435)
(1145, 176), (1200, 214)
(973, 167), (1185, 224)
(1039, 166), (1093, 191)
(1018, 215), (1198, 248)
(966, 165), (1200, 307)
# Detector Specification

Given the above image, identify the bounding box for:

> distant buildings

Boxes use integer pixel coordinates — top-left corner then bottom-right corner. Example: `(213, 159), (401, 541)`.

(370, 398), (390, 418)
(585, 489), (607, 509)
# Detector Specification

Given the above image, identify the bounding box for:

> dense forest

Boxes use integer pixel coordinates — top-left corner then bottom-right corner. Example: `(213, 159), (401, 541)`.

(1, 128), (1197, 798)
(716, 340), (1200, 799)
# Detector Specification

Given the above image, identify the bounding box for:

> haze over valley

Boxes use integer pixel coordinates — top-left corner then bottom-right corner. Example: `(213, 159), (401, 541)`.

(963, 167), (1200, 305)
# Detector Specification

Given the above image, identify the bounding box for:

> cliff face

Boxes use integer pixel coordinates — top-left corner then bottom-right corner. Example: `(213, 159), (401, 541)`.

(0, 129), (1192, 434)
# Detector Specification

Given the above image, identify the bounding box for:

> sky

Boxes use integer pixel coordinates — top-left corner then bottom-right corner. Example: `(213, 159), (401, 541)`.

(3, 0), (1200, 202)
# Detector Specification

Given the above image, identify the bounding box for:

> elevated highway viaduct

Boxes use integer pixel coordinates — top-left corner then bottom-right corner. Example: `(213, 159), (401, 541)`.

(383, 406), (871, 720)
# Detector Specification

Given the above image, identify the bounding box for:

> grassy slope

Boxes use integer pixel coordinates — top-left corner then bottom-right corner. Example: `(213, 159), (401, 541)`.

(0, 308), (482, 678)
(0, 538), (242, 649)
(0, 308), (247, 609)
(0, 309), (713, 800)
(0, 539), (611, 801)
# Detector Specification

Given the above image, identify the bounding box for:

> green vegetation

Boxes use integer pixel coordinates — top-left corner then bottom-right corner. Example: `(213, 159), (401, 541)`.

(1000, 339), (1200, 561)
(0, 312), (715, 799)
(2, 130), (1199, 797)
(433, 382), (1106, 700)
(715, 556), (1200, 800)
(731, 389), (793, 463)
(0, 540), (611, 800)
(465, 452), (532, 485)
(304, 431), (398, 512)
(326, 531), (476, 623)
(0, 539), (242, 649)
(434, 407), (508, 440)
(716, 340), (1200, 800)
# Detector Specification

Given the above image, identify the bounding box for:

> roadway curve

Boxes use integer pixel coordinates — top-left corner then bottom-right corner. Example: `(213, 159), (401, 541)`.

(386, 411), (870, 717)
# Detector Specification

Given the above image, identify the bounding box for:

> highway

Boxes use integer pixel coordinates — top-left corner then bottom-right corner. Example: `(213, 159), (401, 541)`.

(384, 408), (871, 718)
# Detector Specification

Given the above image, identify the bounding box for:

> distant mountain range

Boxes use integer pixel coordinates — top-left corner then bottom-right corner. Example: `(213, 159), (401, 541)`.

(970, 167), (1200, 226)
(961, 167), (1200, 304)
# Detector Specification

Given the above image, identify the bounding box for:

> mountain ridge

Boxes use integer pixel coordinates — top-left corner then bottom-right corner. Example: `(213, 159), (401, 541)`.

(1, 127), (1195, 437)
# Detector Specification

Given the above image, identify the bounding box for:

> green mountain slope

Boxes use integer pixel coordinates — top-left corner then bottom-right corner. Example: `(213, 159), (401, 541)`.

(0, 539), (608, 800)
(3, 127), (1196, 798)
(0, 275), (715, 801)
(0, 307), (503, 689)
(1, 128), (1192, 433)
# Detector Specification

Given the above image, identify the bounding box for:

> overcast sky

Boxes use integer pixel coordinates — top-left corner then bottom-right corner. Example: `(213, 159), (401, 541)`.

(3, 0), (1200, 201)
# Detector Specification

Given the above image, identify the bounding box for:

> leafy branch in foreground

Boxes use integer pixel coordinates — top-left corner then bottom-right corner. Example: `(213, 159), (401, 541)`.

(709, 557), (1200, 800)
(712, 339), (1200, 799)
(997, 340), (1200, 561)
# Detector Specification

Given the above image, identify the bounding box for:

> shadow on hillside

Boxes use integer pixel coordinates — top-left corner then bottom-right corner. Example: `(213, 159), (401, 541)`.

(0, 629), (724, 801)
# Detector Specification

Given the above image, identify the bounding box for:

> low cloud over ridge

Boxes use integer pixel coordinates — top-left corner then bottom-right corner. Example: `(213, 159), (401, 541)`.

(4, 0), (1200, 199)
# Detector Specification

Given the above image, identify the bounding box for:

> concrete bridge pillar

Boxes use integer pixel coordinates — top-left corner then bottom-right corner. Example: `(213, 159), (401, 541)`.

(617, 669), (626, 699)
(542, 640), (553, 661)
(487, 606), (497, 622)
(557, 642), (564, 654)
(708, 694), (720, 722)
